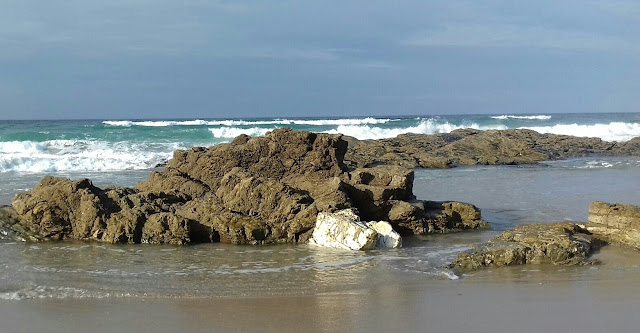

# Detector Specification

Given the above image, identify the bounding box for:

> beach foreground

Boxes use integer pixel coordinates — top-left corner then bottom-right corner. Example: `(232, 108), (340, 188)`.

(3, 249), (640, 333)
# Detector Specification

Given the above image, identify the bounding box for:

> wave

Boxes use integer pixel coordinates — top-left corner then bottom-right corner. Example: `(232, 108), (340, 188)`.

(491, 115), (552, 120)
(103, 120), (210, 127)
(208, 127), (273, 139)
(103, 117), (392, 127)
(520, 122), (640, 142)
(324, 119), (507, 140)
(0, 140), (177, 173)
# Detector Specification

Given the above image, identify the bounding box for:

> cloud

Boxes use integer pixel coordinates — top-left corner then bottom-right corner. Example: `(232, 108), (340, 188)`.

(252, 47), (343, 62)
(403, 24), (639, 54)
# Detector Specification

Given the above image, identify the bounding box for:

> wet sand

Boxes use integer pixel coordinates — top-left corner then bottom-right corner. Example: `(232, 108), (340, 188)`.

(3, 244), (640, 333)
(3, 272), (640, 333)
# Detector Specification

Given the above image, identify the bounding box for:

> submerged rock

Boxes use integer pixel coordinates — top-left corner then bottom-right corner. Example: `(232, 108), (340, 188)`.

(309, 209), (401, 250)
(6, 128), (489, 245)
(586, 201), (640, 250)
(449, 223), (595, 271)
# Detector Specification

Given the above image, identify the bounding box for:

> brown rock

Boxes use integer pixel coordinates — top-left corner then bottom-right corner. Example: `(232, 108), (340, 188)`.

(586, 201), (640, 250)
(450, 223), (595, 271)
(394, 201), (489, 235)
(344, 129), (639, 169)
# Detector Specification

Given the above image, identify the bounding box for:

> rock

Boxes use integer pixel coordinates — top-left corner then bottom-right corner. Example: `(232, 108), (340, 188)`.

(586, 201), (640, 250)
(309, 209), (401, 250)
(309, 210), (378, 250)
(392, 200), (490, 235)
(367, 221), (402, 248)
(344, 129), (640, 169)
(348, 165), (414, 202)
(449, 223), (595, 271)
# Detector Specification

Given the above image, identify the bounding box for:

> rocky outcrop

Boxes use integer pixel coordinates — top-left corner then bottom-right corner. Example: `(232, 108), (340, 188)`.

(449, 223), (596, 271)
(390, 200), (489, 235)
(586, 202), (640, 250)
(309, 209), (401, 250)
(344, 129), (640, 169)
(5, 129), (490, 245)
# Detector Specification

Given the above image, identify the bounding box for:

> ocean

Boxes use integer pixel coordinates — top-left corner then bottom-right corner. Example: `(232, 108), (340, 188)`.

(1, 112), (640, 303)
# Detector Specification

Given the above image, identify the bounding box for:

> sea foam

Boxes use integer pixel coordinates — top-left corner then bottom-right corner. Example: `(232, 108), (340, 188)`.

(521, 122), (640, 142)
(208, 127), (273, 139)
(0, 140), (176, 172)
(325, 118), (507, 140)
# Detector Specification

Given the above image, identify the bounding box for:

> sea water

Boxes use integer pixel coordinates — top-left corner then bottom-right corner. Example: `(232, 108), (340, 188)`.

(0, 113), (639, 299)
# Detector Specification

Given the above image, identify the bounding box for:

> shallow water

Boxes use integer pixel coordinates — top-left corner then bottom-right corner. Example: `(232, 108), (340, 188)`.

(1, 156), (639, 300)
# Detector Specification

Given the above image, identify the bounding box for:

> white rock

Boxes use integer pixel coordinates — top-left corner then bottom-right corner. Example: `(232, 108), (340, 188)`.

(367, 221), (402, 249)
(309, 209), (402, 250)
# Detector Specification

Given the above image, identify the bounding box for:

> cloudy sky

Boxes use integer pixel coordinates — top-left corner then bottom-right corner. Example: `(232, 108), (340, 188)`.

(1, 0), (638, 119)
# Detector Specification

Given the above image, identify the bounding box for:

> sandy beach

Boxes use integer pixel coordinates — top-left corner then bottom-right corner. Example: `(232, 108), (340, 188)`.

(3, 245), (640, 333)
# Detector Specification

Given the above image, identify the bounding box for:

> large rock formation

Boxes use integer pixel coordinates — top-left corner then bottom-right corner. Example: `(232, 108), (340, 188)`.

(344, 129), (640, 169)
(449, 223), (596, 271)
(586, 201), (640, 250)
(3, 129), (489, 245)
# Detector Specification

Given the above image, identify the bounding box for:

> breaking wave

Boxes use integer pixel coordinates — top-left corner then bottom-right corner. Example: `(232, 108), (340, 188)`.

(104, 117), (393, 127)
(520, 122), (640, 142)
(0, 140), (177, 173)
(208, 127), (273, 139)
(324, 119), (507, 140)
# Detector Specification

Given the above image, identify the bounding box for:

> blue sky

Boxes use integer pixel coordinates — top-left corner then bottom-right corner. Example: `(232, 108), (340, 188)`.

(1, 0), (638, 119)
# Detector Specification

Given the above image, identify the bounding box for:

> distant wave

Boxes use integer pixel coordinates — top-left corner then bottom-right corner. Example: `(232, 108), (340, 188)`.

(491, 115), (552, 120)
(103, 117), (392, 127)
(520, 122), (640, 142)
(324, 119), (507, 140)
(0, 140), (177, 172)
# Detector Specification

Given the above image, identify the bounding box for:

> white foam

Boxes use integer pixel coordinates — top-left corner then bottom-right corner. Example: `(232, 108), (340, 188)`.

(0, 286), (107, 300)
(491, 115), (552, 120)
(208, 127), (273, 138)
(520, 122), (640, 142)
(325, 118), (507, 140)
(104, 118), (393, 127)
(0, 140), (178, 173)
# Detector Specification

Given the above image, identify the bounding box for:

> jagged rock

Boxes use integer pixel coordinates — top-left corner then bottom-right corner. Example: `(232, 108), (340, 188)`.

(309, 210), (401, 250)
(449, 223), (595, 271)
(586, 201), (640, 250)
(392, 200), (490, 235)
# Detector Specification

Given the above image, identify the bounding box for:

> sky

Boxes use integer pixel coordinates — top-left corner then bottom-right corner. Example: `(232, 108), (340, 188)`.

(0, 0), (639, 120)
